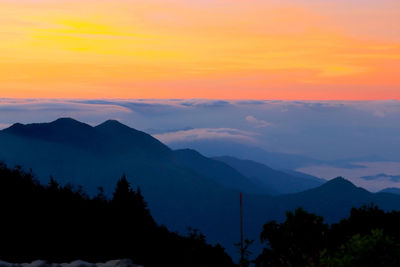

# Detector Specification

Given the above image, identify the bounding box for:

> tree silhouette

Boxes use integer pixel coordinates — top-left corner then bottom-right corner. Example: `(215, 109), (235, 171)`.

(235, 238), (254, 267)
(321, 229), (400, 267)
(0, 164), (234, 267)
(256, 207), (328, 267)
(112, 174), (131, 203)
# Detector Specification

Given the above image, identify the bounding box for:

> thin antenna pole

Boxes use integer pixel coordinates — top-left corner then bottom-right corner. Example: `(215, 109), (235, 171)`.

(240, 192), (244, 263)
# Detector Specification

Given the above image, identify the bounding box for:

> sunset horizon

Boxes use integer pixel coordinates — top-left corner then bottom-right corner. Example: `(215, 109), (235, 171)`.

(1, 0), (399, 100)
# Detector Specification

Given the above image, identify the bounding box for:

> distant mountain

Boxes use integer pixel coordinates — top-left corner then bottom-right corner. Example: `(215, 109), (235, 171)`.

(281, 169), (324, 183)
(244, 177), (400, 242)
(174, 150), (276, 195)
(166, 139), (323, 169)
(379, 188), (400, 195)
(2, 119), (400, 259)
(166, 139), (388, 170)
(214, 156), (325, 194)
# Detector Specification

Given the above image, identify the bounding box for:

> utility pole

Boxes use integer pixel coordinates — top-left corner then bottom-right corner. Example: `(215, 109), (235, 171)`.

(240, 192), (244, 264)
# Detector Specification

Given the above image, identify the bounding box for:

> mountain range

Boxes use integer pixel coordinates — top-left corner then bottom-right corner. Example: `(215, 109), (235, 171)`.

(213, 156), (325, 194)
(2, 118), (400, 258)
(0, 118), (322, 198)
(166, 139), (323, 170)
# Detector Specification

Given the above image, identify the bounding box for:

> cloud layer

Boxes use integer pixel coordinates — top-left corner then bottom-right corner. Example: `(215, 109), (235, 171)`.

(246, 115), (272, 128)
(154, 128), (258, 144)
(1, 99), (399, 161)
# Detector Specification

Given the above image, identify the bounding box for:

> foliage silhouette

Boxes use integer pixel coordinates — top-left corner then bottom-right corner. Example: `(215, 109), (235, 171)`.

(256, 204), (400, 267)
(321, 229), (400, 267)
(0, 162), (234, 267)
(256, 207), (328, 267)
(234, 238), (254, 267)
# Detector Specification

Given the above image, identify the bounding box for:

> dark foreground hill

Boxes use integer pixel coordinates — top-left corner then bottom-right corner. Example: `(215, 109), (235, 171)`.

(0, 164), (234, 266)
(2, 119), (400, 258)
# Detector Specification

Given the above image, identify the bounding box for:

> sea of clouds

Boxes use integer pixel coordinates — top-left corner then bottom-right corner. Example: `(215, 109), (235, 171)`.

(1, 98), (399, 191)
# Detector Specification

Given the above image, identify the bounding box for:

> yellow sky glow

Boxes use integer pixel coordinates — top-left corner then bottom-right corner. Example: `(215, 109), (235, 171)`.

(0, 0), (399, 99)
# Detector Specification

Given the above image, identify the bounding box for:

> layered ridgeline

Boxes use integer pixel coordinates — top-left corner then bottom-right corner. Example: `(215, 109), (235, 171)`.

(213, 156), (325, 195)
(2, 118), (400, 257)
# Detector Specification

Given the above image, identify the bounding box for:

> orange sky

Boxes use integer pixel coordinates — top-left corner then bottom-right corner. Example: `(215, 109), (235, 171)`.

(0, 0), (399, 100)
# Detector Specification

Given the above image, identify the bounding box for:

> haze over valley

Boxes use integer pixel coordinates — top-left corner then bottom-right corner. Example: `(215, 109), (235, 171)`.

(1, 98), (399, 192)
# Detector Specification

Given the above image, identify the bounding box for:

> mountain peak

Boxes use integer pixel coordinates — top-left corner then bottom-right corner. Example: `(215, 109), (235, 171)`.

(95, 120), (137, 136)
(52, 117), (79, 124)
(93, 119), (172, 156)
(1, 118), (94, 145)
(329, 176), (352, 183)
(104, 119), (121, 124)
(2, 118), (172, 157)
(96, 119), (128, 129)
(5, 122), (24, 131)
(3, 118), (90, 133)
(50, 118), (92, 129)
(315, 177), (366, 194)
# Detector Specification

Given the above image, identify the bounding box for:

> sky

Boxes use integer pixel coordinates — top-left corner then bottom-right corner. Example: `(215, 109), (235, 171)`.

(1, 0), (399, 99)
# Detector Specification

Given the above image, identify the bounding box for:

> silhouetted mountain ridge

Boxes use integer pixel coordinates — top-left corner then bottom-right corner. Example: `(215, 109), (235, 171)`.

(311, 176), (365, 194)
(174, 149), (276, 195)
(4, 118), (94, 146)
(214, 156), (325, 194)
(266, 177), (400, 223)
(3, 118), (172, 158)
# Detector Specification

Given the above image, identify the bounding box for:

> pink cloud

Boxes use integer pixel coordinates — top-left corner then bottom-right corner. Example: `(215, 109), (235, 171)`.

(153, 128), (258, 144)
(245, 115), (272, 128)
